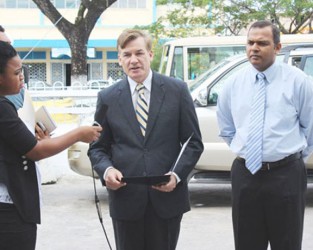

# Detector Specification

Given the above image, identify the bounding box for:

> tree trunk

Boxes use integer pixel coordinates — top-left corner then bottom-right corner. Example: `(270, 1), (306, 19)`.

(67, 28), (88, 86)
(32, 0), (117, 86)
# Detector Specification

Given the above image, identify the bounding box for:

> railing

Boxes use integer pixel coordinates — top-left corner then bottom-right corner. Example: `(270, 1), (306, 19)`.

(28, 77), (120, 91)
(29, 89), (98, 124)
(27, 79), (119, 124)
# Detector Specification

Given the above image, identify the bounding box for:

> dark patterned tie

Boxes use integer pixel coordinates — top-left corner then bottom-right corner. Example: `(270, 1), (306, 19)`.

(135, 84), (148, 136)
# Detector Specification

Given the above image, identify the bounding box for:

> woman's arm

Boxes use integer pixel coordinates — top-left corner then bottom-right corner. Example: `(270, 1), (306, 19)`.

(26, 125), (102, 161)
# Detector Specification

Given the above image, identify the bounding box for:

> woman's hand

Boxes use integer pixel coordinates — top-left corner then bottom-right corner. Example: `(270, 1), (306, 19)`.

(78, 125), (103, 143)
(35, 123), (50, 140)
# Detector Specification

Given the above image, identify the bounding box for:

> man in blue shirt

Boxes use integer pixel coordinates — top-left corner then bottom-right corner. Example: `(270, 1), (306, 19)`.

(217, 20), (313, 250)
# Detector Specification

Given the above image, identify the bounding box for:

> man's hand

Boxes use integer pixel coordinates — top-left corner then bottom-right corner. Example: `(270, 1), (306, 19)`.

(104, 168), (126, 190)
(152, 173), (177, 192)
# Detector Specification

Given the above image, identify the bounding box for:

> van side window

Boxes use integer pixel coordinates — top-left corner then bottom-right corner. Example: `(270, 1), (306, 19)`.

(303, 56), (313, 77)
(208, 60), (249, 105)
(187, 46), (245, 82)
(170, 47), (183, 80)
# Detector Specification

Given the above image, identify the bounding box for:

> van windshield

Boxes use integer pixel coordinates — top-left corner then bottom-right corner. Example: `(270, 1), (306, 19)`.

(189, 58), (233, 92)
(187, 46), (245, 81)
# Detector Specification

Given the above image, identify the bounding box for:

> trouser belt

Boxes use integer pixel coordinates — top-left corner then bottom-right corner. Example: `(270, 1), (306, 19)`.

(236, 152), (301, 171)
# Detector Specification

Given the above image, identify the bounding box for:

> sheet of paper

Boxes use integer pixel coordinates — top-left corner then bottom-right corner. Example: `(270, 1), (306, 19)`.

(171, 133), (194, 172)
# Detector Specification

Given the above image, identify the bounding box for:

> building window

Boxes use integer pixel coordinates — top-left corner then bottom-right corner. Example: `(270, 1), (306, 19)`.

(19, 51), (46, 60)
(52, 0), (80, 8)
(129, 0), (137, 8)
(51, 63), (65, 84)
(111, 0), (146, 8)
(88, 63), (103, 80)
(25, 63), (47, 87)
(137, 0), (146, 8)
(5, 0), (16, 8)
(0, 0), (36, 8)
(0, 0), (81, 8)
(17, 0), (28, 8)
(107, 62), (124, 81)
(54, 0), (65, 8)
(0, 0), (146, 9)
(65, 0), (78, 8)
(106, 51), (118, 60)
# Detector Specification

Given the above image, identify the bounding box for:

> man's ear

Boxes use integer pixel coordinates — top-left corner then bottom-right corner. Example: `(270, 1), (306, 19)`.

(118, 54), (122, 66)
(274, 42), (282, 54)
(149, 50), (154, 61)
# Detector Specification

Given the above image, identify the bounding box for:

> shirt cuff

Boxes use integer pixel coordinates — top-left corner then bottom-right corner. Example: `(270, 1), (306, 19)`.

(171, 172), (181, 184)
(103, 166), (114, 179)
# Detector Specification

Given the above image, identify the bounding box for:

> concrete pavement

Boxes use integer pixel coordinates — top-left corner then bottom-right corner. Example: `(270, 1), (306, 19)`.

(36, 174), (313, 250)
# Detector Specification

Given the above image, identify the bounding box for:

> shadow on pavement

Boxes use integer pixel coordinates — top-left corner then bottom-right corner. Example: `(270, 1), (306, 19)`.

(188, 182), (313, 208)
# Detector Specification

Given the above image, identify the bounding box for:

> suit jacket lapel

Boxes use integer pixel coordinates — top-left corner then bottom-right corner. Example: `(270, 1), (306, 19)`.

(117, 80), (143, 141)
(145, 73), (165, 142)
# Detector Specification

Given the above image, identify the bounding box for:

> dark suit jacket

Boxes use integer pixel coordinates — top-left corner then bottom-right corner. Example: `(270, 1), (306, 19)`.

(88, 72), (203, 220)
(0, 97), (40, 224)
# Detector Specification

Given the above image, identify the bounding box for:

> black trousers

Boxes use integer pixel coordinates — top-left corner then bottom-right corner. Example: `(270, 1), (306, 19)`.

(231, 157), (307, 250)
(0, 202), (37, 250)
(112, 200), (182, 250)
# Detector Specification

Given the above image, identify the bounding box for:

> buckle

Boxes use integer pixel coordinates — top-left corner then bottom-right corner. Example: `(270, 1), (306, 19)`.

(265, 163), (270, 170)
(260, 162), (271, 171)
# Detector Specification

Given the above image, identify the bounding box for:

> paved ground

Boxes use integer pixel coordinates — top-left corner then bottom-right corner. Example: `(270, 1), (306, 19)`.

(36, 174), (313, 250)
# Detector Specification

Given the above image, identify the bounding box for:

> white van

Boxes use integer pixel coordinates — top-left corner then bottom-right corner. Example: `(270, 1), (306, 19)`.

(158, 34), (313, 83)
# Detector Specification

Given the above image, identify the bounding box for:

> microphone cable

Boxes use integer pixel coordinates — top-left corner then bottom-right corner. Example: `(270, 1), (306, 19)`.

(91, 163), (113, 250)
(90, 105), (111, 249)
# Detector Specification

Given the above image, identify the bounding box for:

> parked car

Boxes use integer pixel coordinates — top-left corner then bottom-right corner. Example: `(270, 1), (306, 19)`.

(68, 44), (313, 181)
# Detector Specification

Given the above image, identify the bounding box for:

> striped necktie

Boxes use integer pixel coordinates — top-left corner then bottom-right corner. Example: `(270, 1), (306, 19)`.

(136, 83), (148, 136)
(245, 73), (266, 174)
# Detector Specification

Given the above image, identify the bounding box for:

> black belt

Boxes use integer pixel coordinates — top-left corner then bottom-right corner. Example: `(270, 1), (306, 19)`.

(236, 152), (301, 171)
(0, 202), (14, 208)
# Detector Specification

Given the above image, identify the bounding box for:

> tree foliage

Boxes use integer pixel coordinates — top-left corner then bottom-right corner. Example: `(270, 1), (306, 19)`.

(216, 0), (313, 34)
(142, 0), (313, 69)
(155, 0), (215, 38)
(32, 0), (117, 84)
(156, 0), (313, 36)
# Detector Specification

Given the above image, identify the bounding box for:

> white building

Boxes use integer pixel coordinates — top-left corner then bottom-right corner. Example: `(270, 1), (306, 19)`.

(0, 0), (157, 87)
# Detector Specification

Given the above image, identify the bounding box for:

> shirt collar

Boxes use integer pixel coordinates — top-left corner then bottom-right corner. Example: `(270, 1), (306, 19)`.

(262, 61), (279, 84)
(128, 70), (152, 95)
(250, 60), (279, 84)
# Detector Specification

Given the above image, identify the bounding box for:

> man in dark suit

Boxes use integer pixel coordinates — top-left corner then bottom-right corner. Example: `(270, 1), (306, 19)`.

(88, 29), (203, 250)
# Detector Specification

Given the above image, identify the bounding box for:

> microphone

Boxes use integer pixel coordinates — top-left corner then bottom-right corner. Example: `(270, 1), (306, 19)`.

(93, 104), (108, 127)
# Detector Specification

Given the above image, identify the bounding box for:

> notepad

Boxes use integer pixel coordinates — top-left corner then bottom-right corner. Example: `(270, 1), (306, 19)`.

(121, 175), (170, 186)
(121, 134), (193, 186)
(35, 106), (57, 134)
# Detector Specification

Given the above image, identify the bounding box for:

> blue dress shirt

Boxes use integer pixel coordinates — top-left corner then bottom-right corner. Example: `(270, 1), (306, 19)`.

(217, 61), (313, 162)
